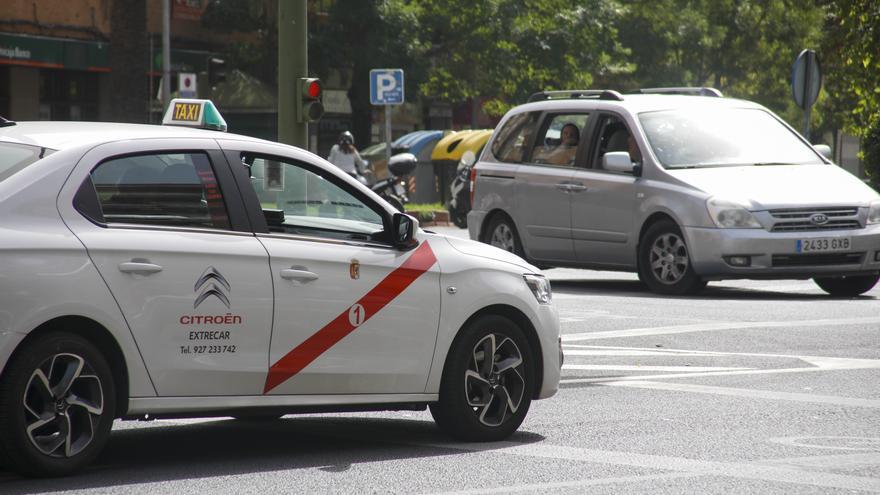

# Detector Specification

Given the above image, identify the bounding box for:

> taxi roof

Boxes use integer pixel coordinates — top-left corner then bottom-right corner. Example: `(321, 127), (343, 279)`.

(0, 121), (266, 151)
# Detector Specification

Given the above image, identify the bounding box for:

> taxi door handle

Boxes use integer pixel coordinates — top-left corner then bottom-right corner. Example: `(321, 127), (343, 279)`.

(118, 261), (163, 274)
(280, 268), (319, 282)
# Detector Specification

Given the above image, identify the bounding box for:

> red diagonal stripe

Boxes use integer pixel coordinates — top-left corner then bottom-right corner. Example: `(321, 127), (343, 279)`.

(263, 241), (437, 393)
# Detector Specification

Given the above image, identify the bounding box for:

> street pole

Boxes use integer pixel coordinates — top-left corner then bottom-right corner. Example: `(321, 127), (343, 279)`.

(161, 0), (171, 111)
(278, 0), (308, 147)
(385, 105), (392, 164)
(802, 54), (813, 141)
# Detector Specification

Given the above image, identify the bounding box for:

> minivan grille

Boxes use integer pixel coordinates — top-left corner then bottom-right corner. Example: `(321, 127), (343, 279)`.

(769, 207), (861, 232)
(772, 252), (865, 267)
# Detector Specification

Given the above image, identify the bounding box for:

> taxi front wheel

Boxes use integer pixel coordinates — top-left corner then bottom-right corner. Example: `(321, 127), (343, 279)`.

(813, 274), (879, 297)
(0, 332), (116, 477)
(430, 315), (534, 442)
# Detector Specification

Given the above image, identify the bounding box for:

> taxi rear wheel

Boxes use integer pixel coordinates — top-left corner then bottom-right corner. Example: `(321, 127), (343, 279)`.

(485, 215), (523, 257)
(638, 220), (707, 295)
(430, 315), (534, 442)
(0, 332), (116, 477)
(813, 274), (879, 297)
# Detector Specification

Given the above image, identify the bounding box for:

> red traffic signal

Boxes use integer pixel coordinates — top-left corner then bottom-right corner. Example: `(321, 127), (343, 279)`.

(297, 78), (324, 122)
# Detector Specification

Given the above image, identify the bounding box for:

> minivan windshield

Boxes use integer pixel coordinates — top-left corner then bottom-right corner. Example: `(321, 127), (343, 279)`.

(0, 142), (51, 182)
(639, 108), (824, 169)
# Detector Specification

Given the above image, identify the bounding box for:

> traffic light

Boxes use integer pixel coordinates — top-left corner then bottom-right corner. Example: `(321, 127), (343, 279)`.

(208, 57), (226, 86)
(296, 77), (324, 122)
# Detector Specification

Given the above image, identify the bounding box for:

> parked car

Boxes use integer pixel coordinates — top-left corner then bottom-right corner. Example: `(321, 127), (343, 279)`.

(469, 87), (880, 296)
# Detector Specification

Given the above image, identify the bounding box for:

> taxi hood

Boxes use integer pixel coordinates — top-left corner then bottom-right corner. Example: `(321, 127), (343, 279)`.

(668, 164), (880, 209)
(441, 235), (538, 272)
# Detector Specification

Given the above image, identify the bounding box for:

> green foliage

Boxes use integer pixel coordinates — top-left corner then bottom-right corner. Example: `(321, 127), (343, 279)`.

(390, 0), (625, 116)
(616, 0), (824, 129)
(820, 1), (880, 131)
(862, 119), (880, 189)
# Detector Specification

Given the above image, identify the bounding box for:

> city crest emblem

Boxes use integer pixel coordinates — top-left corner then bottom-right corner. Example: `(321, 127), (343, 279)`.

(349, 259), (360, 280)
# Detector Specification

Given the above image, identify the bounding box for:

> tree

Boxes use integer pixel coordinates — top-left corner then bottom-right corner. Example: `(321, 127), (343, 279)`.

(391, 0), (625, 117)
(616, 0), (824, 128)
(820, 0), (880, 187)
(109, 0), (148, 122)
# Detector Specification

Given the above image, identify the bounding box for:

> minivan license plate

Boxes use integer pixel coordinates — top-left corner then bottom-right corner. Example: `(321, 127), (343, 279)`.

(796, 237), (851, 253)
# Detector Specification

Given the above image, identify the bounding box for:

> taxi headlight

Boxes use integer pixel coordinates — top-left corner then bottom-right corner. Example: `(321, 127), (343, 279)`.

(523, 274), (552, 304)
(706, 197), (762, 229)
(868, 201), (880, 225)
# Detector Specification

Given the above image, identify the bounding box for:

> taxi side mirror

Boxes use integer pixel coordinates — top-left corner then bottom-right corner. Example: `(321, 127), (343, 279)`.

(813, 144), (832, 160)
(392, 213), (418, 250)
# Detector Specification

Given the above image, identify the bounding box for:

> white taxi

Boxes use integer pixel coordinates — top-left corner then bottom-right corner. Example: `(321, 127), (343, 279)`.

(0, 100), (560, 477)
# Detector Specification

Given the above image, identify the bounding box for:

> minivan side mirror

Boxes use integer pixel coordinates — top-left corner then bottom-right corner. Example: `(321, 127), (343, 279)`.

(391, 212), (418, 250)
(813, 144), (832, 160)
(603, 151), (639, 175)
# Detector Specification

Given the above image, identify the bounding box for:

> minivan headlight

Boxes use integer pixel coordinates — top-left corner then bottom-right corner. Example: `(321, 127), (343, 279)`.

(869, 201), (880, 225)
(706, 197), (762, 229)
(523, 274), (552, 304)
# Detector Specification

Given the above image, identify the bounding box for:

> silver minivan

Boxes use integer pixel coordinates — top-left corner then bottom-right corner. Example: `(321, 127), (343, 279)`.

(468, 88), (880, 295)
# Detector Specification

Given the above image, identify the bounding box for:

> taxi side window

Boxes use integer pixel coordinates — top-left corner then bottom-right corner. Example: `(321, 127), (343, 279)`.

(529, 113), (588, 167)
(245, 156), (385, 241)
(89, 152), (231, 229)
(491, 112), (540, 163)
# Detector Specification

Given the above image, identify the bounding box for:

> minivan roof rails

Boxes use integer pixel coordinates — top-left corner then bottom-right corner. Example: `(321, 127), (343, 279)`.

(637, 87), (723, 97)
(527, 89), (624, 103)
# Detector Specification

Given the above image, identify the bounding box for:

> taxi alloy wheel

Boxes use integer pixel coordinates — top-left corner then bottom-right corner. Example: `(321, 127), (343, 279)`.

(0, 332), (115, 477)
(465, 333), (526, 428)
(430, 315), (534, 442)
(486, 216), (522, 257)
(638, 220), (706, 295)
(813, 274), (880, 297)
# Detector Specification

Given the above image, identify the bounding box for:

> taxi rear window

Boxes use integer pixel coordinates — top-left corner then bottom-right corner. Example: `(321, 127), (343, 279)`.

(0, 143), (52, 182)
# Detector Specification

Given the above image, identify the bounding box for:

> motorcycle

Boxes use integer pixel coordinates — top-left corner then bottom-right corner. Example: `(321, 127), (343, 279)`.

(372, 152), (417, 212)
(447, 150), (476, 228)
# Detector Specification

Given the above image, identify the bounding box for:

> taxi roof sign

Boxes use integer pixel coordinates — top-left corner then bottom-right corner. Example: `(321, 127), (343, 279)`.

(162, 98), (228, 132)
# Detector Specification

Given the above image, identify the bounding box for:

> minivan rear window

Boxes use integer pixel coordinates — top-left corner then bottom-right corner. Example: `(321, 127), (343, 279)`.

(0, 143), (51, 182)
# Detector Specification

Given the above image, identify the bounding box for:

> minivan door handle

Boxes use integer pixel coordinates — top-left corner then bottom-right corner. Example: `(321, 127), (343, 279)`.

(280, 268), (319, 282)
(118, 260), (163, 274)
(566, 183), (588, 192)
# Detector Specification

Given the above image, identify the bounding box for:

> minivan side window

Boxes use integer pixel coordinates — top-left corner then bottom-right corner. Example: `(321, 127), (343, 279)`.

(592, 115), (641, 171)
(529, 113), (589, 167)
(90, 152), (231, 229)
(491, 112), (540, 163)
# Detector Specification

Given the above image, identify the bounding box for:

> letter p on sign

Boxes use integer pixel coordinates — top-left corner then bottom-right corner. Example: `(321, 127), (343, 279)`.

(370, 69), (404, 105)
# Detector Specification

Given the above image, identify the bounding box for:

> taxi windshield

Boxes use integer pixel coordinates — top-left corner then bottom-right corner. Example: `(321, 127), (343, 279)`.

(638, 108), (824, 169)
(0, 143), (52, 182)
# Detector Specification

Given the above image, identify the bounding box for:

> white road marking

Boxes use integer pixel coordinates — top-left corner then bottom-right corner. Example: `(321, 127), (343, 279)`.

(563, 364), (752, 372)
(769, 436), (880, 452)
(561, 316), (880, 342)
(415, 440), (880, 492)
(562, 349), (703, 356)
(761, 452), (880, 471)
(598, 380), (880, 409)
(428, 473), (697, 494)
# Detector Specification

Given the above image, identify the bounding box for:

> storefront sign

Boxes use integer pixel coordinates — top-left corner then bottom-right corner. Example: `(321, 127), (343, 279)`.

(0, 33), (109, 72)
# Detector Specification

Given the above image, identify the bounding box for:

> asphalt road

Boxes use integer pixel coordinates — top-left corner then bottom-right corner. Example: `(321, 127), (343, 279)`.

(3, 225), (879, 494)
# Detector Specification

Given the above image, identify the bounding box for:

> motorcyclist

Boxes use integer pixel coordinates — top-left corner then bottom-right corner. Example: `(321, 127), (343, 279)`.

(327, 131), (369, 183)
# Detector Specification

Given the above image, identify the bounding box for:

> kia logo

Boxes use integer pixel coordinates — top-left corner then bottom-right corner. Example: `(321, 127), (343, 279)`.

(810, 213), (829, 225)
(194, 267), (231, 308)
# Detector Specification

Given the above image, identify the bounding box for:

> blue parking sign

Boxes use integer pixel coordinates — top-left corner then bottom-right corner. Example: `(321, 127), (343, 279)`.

(370, 69), (404, 105)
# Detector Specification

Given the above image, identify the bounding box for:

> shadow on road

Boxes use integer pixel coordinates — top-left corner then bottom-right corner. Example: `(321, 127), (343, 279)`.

(0, 417), (545, 493)
(549, 279), (876, 301)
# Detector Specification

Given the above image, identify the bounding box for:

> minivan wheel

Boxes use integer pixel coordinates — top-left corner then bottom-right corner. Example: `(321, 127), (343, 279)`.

(813, 274), (879, 297)
(485, 215), (523, 257)
(638, 220), (707, 295)
(430, 315), (534, 442)
(0, 332), (116, 477)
